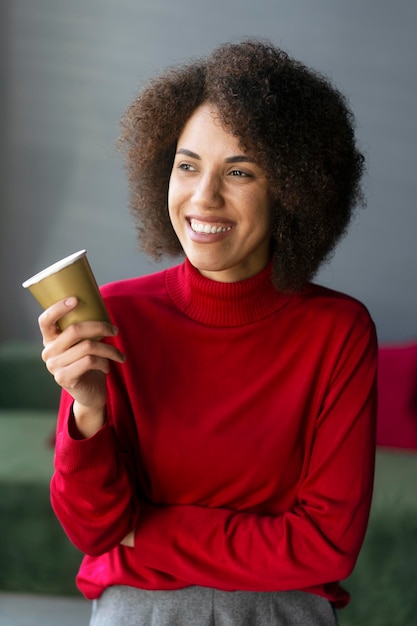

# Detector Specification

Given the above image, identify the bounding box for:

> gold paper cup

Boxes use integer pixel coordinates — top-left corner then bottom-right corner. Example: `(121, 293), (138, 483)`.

(22, 250), (110, 331)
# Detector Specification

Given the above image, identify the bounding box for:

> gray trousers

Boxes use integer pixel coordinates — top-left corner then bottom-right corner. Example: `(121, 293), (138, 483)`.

(89, 585), (339, 625)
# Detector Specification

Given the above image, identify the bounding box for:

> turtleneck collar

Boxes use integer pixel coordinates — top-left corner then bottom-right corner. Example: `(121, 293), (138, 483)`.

(165, 259), (291, 327)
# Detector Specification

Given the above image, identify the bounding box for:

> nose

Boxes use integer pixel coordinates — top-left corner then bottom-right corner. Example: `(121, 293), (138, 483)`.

(193, 171), (224, 210)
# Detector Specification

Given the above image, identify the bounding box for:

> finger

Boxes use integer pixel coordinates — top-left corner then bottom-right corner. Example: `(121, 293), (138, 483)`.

(41, 319), (119, 362)
(53, 355), (112, 391)
(39, 297), (78, 345)
(60, 320), (119, 346)
(44, 337), (125, 376)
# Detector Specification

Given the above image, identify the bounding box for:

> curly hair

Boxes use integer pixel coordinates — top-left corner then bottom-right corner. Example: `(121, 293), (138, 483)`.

(119, 39), (365, 292)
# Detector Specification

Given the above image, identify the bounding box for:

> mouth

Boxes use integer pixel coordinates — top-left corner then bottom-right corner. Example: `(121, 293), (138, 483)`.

(189, 218), (233, 234)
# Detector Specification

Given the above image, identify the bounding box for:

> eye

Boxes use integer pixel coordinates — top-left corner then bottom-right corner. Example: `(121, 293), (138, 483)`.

(229, 169), (251, 177)
(178, 162), (196, 172)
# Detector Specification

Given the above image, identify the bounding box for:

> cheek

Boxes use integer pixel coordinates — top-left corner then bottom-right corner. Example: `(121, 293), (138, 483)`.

(167, 176), (174, 209)
(167, 181), (178, 222)
(261, 194), (274, 231)
(167, 188), (185, 240)
(167, 175), (184, 213)
(247, 194), (273, 230)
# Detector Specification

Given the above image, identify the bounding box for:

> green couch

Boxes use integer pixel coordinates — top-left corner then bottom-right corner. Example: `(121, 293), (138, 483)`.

(0, 341), (82, 595)
(0, 341), (416, 625)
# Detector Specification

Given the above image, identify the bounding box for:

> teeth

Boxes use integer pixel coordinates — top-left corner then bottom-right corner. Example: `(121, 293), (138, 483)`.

(191, 220), (232, 234)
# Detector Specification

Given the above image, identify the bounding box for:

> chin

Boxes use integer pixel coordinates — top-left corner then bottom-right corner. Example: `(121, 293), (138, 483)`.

(186, 252), (226, 272)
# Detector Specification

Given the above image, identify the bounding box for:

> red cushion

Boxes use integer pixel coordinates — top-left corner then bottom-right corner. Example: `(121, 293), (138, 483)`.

(376, 341), (417, 450)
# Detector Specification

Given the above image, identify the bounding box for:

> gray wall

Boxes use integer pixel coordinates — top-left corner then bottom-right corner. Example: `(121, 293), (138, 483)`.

(2, 0), (416, 343)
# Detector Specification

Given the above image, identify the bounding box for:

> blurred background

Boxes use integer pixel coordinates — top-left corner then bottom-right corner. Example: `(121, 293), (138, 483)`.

(1, 0), (416, 345)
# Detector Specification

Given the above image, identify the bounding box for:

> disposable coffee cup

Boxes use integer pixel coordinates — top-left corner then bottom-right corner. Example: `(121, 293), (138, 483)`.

(22, 250), (110, 331)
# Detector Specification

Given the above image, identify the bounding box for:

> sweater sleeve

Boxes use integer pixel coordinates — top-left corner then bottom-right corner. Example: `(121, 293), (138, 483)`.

(128, 319), (378, 592)
(50, 390), (139, 556)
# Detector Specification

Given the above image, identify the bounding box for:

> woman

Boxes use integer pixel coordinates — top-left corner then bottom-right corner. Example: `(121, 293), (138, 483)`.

(39, 40), (378, 625)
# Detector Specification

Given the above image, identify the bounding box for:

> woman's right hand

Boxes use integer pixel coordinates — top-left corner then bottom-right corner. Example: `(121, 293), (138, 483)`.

(39, 296), (126, 437)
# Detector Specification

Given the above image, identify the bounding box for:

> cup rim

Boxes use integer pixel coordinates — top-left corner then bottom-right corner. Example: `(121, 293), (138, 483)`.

(22, 250), (87, 288)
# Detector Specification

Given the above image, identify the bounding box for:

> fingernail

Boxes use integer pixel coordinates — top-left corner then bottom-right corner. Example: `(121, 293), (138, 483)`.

(64, 297), (77, 307)
(112, 326), (119, 335)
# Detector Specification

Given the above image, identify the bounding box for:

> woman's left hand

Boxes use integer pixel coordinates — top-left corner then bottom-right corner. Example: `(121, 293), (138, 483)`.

(120, 529), (135, 547)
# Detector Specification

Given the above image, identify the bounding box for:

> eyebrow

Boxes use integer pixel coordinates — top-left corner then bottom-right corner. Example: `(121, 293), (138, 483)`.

(176, 148), (256, 164)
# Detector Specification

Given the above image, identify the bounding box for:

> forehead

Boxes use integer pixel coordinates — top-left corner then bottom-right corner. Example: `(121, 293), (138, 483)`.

(178, 104), (243, 153)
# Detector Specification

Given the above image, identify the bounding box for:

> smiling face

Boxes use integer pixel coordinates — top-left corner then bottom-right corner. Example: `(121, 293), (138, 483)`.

(168, 103), (273, 283)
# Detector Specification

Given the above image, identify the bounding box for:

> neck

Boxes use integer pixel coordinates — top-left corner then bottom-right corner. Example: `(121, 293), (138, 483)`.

(165, 259), (290, 327)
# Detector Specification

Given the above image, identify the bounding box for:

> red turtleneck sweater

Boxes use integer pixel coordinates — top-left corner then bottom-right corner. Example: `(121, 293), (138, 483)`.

(51, 260), (377, 608)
